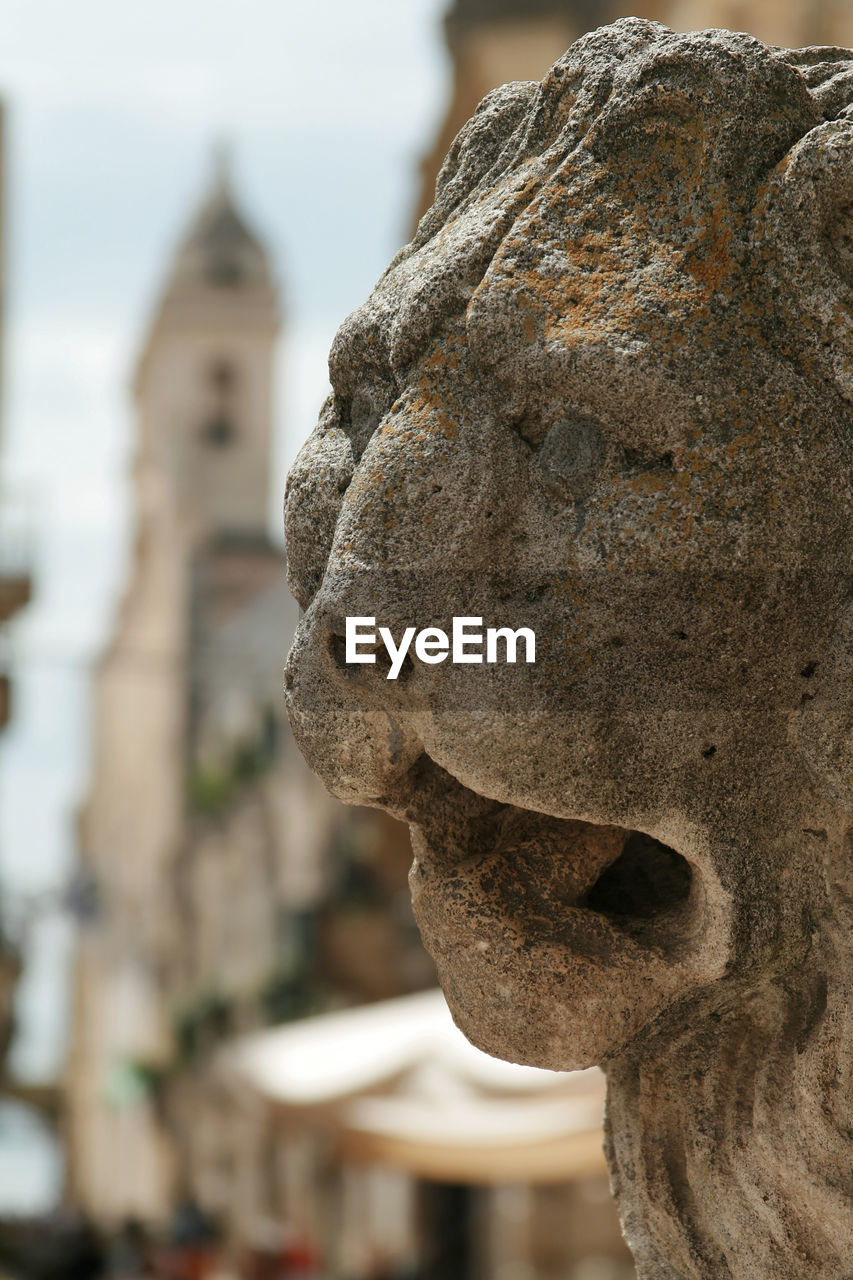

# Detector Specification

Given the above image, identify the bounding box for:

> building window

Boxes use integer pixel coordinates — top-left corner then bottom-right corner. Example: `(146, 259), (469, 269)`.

(209, 359), (237, 394)
(201, 413), (237, 448)
(201, 360), (239, 448)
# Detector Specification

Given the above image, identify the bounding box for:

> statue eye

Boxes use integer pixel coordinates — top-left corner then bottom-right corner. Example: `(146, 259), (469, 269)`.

(538, 417), (605, 500)
(515, 412), (606, 503)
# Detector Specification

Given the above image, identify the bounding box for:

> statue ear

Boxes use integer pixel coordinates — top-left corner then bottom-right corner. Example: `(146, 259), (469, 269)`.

(413, 80), (536, 249)
(756, 120), (853, 401)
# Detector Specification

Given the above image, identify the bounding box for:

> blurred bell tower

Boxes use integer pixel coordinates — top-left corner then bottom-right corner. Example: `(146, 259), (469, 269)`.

(134, 148), (279, 542)
(67, 151), (283, 1224)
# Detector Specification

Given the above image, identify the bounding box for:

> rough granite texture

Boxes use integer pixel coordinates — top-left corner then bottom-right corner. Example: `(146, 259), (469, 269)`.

(284, 19), (853, 1278)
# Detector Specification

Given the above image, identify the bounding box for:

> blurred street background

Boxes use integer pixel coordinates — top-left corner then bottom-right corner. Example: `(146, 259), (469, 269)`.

(0, 2), (848, 1278)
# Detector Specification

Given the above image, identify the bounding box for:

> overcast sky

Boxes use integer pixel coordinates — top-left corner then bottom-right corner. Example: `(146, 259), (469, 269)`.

(0, 0), (449, 1159)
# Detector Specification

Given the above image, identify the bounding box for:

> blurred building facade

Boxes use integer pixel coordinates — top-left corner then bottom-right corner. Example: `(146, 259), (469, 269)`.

(66, 161), (430, 1239)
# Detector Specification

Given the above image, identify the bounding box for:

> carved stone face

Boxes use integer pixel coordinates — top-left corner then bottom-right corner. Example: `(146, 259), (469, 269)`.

(285, 20), (853, 1071)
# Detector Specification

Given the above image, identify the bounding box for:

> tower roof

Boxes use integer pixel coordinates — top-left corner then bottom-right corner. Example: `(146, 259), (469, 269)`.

(168, 148), (272, 293)
(133, 147), (279, 392)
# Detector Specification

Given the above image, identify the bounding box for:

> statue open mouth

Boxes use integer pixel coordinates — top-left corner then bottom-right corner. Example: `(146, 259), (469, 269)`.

(378, 753), (709, 1070)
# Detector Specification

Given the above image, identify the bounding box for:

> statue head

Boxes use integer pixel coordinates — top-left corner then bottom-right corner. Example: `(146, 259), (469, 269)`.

(284, 19), (853, 1081)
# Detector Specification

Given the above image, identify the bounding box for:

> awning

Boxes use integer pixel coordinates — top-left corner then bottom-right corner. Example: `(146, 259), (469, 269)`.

(221, 989), (608, 1185)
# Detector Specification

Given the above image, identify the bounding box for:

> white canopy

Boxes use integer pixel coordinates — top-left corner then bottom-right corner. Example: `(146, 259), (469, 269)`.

(222, 989), (609, 1185)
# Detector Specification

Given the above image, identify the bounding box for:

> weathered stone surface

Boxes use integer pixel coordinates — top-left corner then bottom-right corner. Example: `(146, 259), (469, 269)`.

(284, 19), (853, 1278)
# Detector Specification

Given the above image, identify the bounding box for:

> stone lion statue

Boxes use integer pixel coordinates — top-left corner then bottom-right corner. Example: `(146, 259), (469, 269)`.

(284, 18), (853, 1278)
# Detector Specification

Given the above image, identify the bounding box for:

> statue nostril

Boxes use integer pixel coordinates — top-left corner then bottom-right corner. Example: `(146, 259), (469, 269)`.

(327, 629), (414, 683)
(328, 628), (391, 677)
(329, 631), (349, 670)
